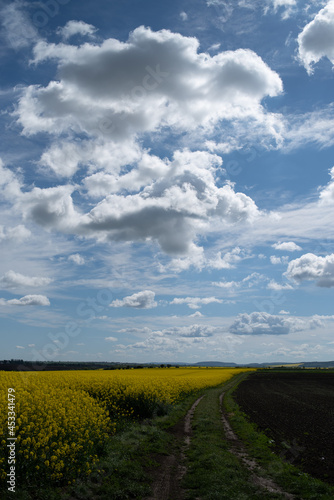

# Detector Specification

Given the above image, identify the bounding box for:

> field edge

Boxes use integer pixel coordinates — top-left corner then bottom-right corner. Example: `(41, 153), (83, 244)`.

(224, 371), (334, 500)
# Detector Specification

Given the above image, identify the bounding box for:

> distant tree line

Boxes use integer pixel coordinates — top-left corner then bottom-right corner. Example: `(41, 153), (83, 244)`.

(0, 360), (180, 371)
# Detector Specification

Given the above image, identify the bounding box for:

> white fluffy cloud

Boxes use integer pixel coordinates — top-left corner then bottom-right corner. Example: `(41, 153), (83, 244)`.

(298, 0), (334, 73)
(319, 166), (334, 204)
(208, 247), (251, 269)
(230, 312), (291, 335)
(0, 270), (52, 289)
(114, 323), (222, 354)
(40, 138), (142, 180)
(0, 295), (50, 306)
(8, 26), (283, 259)
(272, 241), (302, 251)
(4, 147), (260, 258)
(270, 255), (289, 265)
(110, 290), (157, 309)
(57, 21), (97, 40)
(229, 311), (318, 335)
(160, 325), (217, 337)
(170, 296), (223, 309)
(68, 254), (85, 265)
(19, 26), (282, 139)
(17, 185), (80, 232)
(285, 253), (334, 287)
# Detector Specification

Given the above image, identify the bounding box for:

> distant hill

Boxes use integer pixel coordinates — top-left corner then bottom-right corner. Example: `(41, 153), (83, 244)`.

(1, 359), (334, 371)
(300, 361), (334, 368)
(194, 361), (238, 367)
(193, 361), (334, 368)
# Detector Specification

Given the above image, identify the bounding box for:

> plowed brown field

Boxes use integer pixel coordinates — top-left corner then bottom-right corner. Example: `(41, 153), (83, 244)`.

(233, 371), (334, 485)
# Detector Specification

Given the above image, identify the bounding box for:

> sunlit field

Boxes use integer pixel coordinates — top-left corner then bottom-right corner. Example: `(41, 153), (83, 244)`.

(0, 367), (253, 488)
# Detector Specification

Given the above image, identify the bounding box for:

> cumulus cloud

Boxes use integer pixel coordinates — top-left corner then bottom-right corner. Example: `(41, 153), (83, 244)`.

(9, 143), (261, 258)
(160, 325), (217, 337)
(270, 255), (289, 265)
(0, 295), (50, 306)
(319, 166), (334, 204)
(189, 311), (204, 318)
(105, 336), (118, 342)
(57, 21), (97, 40)
(111, 321), (252, 356)
(17, 185), (80, 232)
(285, 253), (334, 287)
(207, 246), (250, 269)
(229, 311), (315, 335)
(68, 254), (85, 265)
(167, 245), (254, 272)
(298, 0), (334, 73)
(170, 296), (223, 309)
(114, 324), (219, 354)
(10, 27), (282, 258)
(39, 141), (85, 178)
(0, 270), (52, 289)
(110, 290), (157, 309)
(272, 241), (302, 251)
(18, 26), (282, 139)
(230, 312), (290, 335)
(67, 153), (258, 254)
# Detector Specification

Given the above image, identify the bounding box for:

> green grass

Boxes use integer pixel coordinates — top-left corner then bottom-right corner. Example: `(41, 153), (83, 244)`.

(183, 382), (284, 500)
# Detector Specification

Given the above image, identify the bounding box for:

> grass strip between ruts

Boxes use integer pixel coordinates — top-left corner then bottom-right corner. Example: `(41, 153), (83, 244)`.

(183, 377), (285, 500)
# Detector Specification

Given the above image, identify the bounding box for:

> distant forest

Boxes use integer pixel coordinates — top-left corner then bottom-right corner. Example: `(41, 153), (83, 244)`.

(0, 360), (179, 371)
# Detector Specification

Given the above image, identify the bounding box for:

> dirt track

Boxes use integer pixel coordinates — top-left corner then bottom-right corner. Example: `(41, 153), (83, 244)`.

(144, 395), (204, 500)
(145, 374), (299, 499)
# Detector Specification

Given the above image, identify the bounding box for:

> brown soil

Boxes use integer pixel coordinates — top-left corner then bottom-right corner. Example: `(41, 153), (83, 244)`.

(233, 371), (334, 485)
(144, 396), (204, 500)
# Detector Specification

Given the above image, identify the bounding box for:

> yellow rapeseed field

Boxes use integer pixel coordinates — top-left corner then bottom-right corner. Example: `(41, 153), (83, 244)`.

(0, 367), (253, 486)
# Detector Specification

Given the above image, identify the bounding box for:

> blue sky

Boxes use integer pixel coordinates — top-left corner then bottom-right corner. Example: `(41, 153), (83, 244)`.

(1, 0), (334, 364)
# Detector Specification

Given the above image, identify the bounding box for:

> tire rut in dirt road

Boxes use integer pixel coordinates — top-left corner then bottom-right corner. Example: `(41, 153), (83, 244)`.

(144, 395), (204, 500)
(219, 391), (296, 500)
